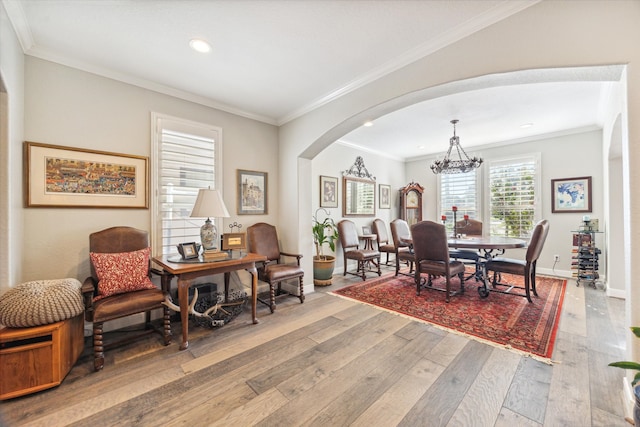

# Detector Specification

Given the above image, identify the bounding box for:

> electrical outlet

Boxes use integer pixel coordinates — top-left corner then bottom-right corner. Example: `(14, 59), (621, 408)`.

(554, 254), (560, 262)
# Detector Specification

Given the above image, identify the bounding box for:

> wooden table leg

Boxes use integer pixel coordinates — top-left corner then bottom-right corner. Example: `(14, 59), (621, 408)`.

(177, 278), (190, 350)
(246, 265), (259, 324)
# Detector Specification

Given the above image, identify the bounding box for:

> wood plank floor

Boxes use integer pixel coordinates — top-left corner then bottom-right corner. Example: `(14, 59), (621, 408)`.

(0, 263), (629, 426)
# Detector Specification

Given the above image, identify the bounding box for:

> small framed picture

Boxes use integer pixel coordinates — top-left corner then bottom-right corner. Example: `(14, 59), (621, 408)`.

(551, 176), (592, 213)
(362, 226), (372, 235)
(222, 233), (246, 251)
(178, 242), (199, 259)
(237, 169), (268, 215)
(379, 184), (391, 209)
(320, 175), (338, 208)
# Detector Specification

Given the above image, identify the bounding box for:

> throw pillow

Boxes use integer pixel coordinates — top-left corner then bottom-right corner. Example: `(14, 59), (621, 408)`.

(90, 247), (156, 300)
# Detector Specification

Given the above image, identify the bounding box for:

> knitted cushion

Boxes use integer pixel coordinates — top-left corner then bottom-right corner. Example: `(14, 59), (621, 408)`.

(90, 247), (156, 300)
(0, 278), (84, 327)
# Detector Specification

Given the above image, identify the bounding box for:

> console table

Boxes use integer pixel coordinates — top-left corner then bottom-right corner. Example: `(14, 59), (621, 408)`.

(153, 252), (267, 350)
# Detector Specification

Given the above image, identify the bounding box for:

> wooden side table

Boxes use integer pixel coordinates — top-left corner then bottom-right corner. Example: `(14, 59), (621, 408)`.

(360, 234), (377, 250)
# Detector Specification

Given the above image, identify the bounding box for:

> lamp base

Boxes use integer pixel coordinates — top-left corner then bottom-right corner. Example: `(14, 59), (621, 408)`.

(201, 218), (217, 250)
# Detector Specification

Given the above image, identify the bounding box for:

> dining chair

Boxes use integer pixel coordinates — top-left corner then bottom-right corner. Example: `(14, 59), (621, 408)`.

(82, 226), (171, 371)
(450, 218), (483, 281)
(246, 222), (304, 313)
(411, 220), (465, 302)
(338, 219), (381, 281)
(373, 218), (395, 265)
(390, 219), (415, 277)
(484, 219), (550, 302)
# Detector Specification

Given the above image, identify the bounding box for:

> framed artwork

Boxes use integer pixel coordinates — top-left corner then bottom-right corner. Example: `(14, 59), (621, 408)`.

(551, 176), (592, 213)
(24, 141), (148, 208)
(320, 175), (338, 208)
(237, 169), (268, 214)
(178, 242), (199, 259)
(379, 184), (391, 209)
(222, 233), (246, 251)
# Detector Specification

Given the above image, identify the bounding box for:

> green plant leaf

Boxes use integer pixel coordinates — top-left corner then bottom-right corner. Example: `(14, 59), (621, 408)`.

(631, 326), (640, 338)
(609, 361), (640, 370)
(634, 372), (640, 387)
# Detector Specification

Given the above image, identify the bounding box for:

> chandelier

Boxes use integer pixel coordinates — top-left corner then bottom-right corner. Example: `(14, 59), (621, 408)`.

(430, 119), (483, 174)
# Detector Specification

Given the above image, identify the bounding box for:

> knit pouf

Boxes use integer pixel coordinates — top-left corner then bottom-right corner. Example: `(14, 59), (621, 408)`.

(0, 278), (84, 327)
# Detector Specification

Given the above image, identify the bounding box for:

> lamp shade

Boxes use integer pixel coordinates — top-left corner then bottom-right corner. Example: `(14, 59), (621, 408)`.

(190, 188), (230, 219)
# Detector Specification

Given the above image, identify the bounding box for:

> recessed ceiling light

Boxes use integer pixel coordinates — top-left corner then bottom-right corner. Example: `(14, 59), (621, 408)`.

(418, 145), (425, 150)
(189, 38), (211, 53)
(363, 120), (374, 127)
(520, 122), (534, 129)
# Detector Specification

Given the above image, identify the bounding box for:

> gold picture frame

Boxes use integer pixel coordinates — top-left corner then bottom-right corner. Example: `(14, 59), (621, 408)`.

(24, 141), (149, 208)
(222, 233), (247, 251)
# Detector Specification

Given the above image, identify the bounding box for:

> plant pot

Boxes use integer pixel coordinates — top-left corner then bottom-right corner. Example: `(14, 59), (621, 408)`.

(313, 255), (335, 286)
(634, 384), (640, 426)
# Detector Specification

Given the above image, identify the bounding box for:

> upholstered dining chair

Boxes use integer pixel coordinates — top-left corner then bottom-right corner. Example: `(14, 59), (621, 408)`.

(246, 222), (304, 313)
(450, 218), (483, 281)
(484, 219), (550, 303)
(82, 226), (171, 371)
(411, 220), (465, 302)
(338, 219), (381, 281)
(373, 218), (395, 265)
(390, 219), (415, 277)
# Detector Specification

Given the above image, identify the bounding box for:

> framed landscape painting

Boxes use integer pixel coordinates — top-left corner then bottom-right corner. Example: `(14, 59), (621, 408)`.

(551, 176), (592, 213)
(24, 141), (148, 208)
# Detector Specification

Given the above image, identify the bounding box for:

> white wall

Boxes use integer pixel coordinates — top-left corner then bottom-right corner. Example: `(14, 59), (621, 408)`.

(311, 142), (405, 274)
(0, 2), (25, 295)
(21, 57), (279, 287)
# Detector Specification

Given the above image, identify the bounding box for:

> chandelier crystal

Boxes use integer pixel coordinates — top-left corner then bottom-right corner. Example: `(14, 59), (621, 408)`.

(430, 119), (483, 174)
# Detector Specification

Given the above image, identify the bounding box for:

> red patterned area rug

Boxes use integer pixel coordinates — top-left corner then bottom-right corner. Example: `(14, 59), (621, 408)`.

(331, 271), (567, 361)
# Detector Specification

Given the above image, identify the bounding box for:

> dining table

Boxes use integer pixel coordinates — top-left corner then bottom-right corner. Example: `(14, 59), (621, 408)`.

(400, 235), (527, 297)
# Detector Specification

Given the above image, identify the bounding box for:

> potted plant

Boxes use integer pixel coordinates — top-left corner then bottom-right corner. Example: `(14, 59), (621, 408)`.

(609, 326), (640, 425)
(312, 209), (339, 286)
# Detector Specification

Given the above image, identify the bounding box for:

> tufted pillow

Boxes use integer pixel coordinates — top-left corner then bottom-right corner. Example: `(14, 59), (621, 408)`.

(0, 278), (84, 327)
(90, 247), (156, 300)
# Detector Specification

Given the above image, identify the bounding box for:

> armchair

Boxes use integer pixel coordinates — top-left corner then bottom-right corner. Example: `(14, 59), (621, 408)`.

(450, 218), (483, 281)
(82, 226), (171, 371)
(411, 220), (465, 302)
(246, 222), (304, 313)
(484, 219), (550, 302)
(338, 220), (381, 281)
(390, 219), (415, 277)
(373, 219), (395, 265)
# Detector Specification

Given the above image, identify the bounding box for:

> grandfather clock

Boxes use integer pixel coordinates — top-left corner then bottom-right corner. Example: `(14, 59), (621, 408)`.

(399, 182), (424, 226)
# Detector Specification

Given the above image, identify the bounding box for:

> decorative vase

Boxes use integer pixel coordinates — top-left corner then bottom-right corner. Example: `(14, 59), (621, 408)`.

(313, 255), (335, 286)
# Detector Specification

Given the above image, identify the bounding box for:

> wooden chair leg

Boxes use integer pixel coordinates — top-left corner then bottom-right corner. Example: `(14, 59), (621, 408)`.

(298, 276), (305, 303)
(93, 322), (105, 371)
(269, 283), (276, 313)
(163, 306), (172, 345)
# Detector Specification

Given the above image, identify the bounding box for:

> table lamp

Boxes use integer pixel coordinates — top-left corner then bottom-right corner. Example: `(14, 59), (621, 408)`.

(190, 187), (230, 251)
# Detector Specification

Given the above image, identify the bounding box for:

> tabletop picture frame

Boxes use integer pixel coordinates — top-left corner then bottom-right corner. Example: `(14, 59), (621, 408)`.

(24, 141), (149, 208)
(237, 169), (268, 215)
(178, 242), (199, 259)
(320, 175), (338, 208)
(551, 176), (592, 213)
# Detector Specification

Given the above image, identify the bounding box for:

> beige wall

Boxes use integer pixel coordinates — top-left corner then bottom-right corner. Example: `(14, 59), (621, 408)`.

(21, 57), (279, 286)
(0, 3), (25, 293)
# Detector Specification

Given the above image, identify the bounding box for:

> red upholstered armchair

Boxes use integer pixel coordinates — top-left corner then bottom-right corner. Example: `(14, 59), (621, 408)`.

(82, 226), (171, 371)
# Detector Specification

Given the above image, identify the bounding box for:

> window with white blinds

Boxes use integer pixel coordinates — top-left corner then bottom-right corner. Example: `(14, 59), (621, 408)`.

(152, 115), (222, 256)
(488, 156), (538, 238)
(440, 171), (478, 234)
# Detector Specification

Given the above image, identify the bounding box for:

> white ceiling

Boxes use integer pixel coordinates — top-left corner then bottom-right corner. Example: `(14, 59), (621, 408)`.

(4, 0), (615, 160)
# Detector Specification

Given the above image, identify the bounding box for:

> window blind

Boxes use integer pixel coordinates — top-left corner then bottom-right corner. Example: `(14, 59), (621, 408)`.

(155, 121), (219, 256)
(440, 171), (477, 234)
(489, 157), (537, 238)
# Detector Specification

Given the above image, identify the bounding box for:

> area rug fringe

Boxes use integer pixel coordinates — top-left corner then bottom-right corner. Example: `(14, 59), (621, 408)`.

(329, 288), (557, 365)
